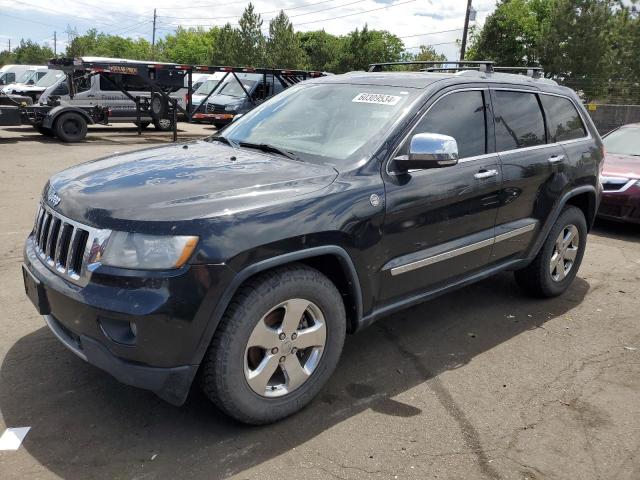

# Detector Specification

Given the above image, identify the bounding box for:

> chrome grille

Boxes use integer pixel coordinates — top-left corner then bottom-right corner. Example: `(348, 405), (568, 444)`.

(32, 204), (111, 286)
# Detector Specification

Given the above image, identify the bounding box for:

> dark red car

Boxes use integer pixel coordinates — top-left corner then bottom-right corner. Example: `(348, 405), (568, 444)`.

(598, 123), (640, 223)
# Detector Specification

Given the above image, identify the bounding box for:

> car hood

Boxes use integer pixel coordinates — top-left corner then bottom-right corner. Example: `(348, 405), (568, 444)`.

(602, 153), (640, 180)
(207, 94), (245, 107)
(47, 140), (338, 226)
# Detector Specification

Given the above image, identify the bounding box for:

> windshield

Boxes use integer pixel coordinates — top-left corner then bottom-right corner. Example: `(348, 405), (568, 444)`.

(218, 83), (418, 166)
(216, 79), (257, 98)
(604, 127), (640, 156)
(195, 79), (220, 96)
(17, 70), (37, 83)
(36, 71), (65, 87)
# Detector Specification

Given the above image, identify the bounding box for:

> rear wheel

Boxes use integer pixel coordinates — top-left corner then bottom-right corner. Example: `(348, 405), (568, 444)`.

(514, 206), (587, 297)
(200, 264), (346, 424)
(53, 112), (88, 142)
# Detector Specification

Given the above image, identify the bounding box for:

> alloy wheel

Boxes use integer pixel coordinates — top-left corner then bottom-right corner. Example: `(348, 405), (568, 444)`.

(550, 224), (580, 282)
(244, 298), (326, 398)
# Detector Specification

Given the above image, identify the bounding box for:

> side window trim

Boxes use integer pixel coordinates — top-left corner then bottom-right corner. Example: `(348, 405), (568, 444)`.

(538, 92), (589, 144)
(387, 87), (492, 172)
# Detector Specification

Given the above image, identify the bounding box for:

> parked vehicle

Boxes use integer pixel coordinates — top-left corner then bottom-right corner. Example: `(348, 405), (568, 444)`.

(7, 70), (65, 102)
(0, 64), (44, 86)
(43, 57), (187, 131)
(23, 61), (602, 424)
(598, 123), (640, 223)
(190, 72), (226, 112)
(200, 72), (285, 128)
(1, 66), (48, 94)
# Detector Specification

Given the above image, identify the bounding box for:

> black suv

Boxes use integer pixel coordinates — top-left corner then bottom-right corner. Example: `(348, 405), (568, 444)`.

(23, 62), (603, 424)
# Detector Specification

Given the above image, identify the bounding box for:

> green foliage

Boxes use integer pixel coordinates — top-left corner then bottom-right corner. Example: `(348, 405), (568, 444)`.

(237, 3), (265, 66)
(468, 0), (640, 102)
(266, 11), (307, 69)
(298, 30), (340, 72)
(156, 27), (216, 64)
(335, 25), (405, 72)
(66, 29), (151, 60)
(1, 40), (55, 65)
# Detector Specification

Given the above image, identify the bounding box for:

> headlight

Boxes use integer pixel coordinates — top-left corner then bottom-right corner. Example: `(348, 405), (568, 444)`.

(225, 104), (240, 112)
(101, 232), (198, 270)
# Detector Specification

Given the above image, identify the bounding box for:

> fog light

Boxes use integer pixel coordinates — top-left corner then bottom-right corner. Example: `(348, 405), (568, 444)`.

(98, 316), (137, 345)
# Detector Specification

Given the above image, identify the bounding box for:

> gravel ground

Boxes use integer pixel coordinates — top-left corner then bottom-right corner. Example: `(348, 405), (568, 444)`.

(1, 124), (639, 480)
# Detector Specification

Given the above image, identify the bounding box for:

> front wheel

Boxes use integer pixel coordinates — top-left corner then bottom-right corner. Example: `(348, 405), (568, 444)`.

(53, 112), (88, 142)
(514, 206), (587, 297)
(200, 264), (346, 424)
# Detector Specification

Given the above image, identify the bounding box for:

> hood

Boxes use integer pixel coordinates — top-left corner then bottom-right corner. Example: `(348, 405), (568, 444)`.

(47, 140), (337, 226)
(602, 153), (640, 180)
(207, 94), (245, 107)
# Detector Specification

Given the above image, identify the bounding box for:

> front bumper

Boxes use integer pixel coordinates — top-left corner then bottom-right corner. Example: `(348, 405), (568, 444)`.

(597, 183), (640, 224)
(191, 112), (234, 124)
(23, 234), (234, 404)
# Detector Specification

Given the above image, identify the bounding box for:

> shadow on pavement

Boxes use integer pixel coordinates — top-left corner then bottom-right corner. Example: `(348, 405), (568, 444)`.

(0, 272), (589, 479)
(591, 218), (640, 242)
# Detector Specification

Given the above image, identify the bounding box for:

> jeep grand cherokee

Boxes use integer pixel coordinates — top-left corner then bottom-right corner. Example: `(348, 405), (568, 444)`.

(23, 63), (603, 424)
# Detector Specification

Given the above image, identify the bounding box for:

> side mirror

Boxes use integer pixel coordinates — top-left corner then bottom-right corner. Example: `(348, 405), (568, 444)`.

(394, 133), (459, 172)
(27, 79), (35, 85)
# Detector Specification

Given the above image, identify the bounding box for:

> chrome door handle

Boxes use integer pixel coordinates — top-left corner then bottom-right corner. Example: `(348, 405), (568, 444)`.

(548, 154), (565, 163)
(474, 169), (498, 180)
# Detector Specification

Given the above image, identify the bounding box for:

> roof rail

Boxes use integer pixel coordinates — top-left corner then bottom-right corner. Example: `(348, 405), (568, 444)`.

(368, 61), (495, 73)
(493, 66), (544, 79)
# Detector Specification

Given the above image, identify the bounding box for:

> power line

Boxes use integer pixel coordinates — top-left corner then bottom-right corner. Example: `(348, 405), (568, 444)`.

(398, 28), (462, 39)
(159, 0), (344, 20)
(293, 0), (418, 27)
(0, 12), (63, 29)
(405, 41), (459, 50)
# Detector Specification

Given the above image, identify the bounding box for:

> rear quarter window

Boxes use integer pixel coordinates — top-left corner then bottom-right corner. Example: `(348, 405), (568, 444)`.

(540, 94), (587, 142)
(493, 90), (546, 151)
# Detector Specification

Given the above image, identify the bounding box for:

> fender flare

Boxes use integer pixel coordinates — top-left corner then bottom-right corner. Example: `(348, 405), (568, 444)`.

(526, 185), (598, 262)
(42, 106), (94, 129)
(191, 245), (363, 366)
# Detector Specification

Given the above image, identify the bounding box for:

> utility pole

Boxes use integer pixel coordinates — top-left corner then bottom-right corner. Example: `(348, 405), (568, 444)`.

(152, 8), (157, 58)
(459, 0), (472, 61)
(8, 39), (10, 53)
(54, 31), (57, 56)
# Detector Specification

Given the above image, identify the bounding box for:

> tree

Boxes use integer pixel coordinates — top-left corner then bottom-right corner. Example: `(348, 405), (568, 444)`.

(11, 40), (54, 64)
(466, 0), (552, 66)
(266, 11), (307, 68)
(156, 27), (217, 64)
(410, 45), (447, 69)
(298, 30), (339, 71)
(337, 25), (405, 72)
(211, 24), (242, 65)
(65, 29), (152, 60)
(237, 3), (265, 66)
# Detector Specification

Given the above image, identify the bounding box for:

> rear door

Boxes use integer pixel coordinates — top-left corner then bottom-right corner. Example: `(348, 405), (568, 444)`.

(489, 88), (566, 262)
(379, 88), (502, 305)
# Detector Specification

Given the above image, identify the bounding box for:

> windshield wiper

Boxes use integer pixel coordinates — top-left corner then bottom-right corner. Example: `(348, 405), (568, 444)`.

(238, 141), (303, 162)
(209, 136), (238, 149)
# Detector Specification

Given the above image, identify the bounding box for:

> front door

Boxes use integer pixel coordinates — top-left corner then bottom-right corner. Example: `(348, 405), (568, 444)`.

(379, 89), (502, 306)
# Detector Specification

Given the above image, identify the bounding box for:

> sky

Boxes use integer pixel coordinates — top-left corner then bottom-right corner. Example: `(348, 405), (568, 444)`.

(0, 0), (498, 61)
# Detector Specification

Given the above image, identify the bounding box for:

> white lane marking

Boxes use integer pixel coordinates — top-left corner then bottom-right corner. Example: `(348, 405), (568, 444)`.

(0, 427), (31, 450)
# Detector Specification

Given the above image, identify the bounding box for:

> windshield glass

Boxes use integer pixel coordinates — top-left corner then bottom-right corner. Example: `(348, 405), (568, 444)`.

(218, 83), (418, 165)
(17, 70), (37, 83)
(36, 71), (65, 87)
(195, 79), (221, 96)
(604, 127), (640, 156)
(216, 79), (257, 98)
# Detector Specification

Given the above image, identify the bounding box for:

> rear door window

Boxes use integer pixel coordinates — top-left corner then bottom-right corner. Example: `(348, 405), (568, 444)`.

(493, 91), (546, 151)
(540, 95), (587, 142)
(400, 90), (487, 159)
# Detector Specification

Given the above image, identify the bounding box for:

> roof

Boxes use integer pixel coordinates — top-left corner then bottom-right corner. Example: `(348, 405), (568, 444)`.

(310, 69), (564, 92)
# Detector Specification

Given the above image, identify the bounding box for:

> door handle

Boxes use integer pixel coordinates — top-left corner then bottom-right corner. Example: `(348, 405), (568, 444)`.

(548, 154), (565, 163)
(86, 94), (95, 98)
(474, 169), (498, 180)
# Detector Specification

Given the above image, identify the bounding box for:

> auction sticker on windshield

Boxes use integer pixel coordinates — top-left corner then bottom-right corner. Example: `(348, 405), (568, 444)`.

(352, 93), (402, 105)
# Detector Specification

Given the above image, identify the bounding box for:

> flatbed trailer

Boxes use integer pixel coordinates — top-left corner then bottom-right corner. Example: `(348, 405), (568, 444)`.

(0, 93), (108, 142)
(48, 58), (326, 140)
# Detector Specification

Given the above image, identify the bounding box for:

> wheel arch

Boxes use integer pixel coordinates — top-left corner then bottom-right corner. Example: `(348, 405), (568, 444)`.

(526, 185), (598, 262)
(192, 246), (363, 366)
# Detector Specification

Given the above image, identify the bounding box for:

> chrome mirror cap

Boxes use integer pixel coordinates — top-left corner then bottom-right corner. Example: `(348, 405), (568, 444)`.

(409, 133), (459, 165)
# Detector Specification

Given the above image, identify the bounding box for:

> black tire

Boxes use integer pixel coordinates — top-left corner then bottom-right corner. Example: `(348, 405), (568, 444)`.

(53, 112), (88, 142)
(153, 117), (173, 131)
(134, 121), (151, 129)
(150, 92), (167, 119)
(514, 206), (587, 298)
(201, 264), (346, 424)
